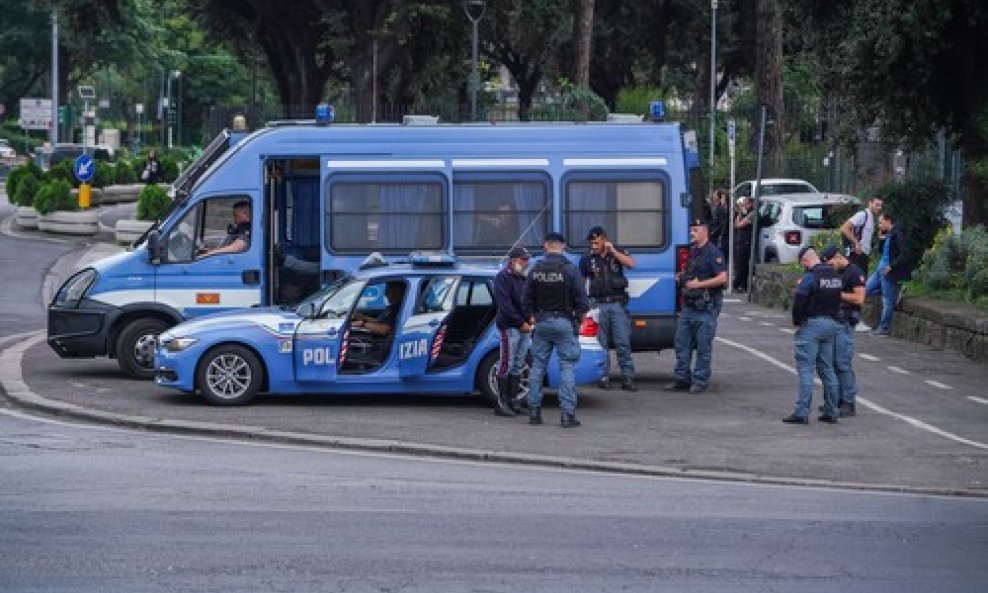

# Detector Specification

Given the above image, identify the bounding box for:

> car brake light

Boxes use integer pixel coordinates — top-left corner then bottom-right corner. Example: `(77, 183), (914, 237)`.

(579, 317), (599, 338)
(784, 230), (802, 246)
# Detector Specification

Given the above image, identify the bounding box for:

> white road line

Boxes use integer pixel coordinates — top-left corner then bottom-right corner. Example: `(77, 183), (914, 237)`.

(716, 336), (988, 451)
(925, 380), (953, 391)
(778, 328), (795, 334)
(0, 330), (44, 349)
(887, 366), (910, 375)
(859, 353), (880, 362)
(738, 316), (752, 322)
(968, 396), (988, 406)
(758, 321), (773, 327)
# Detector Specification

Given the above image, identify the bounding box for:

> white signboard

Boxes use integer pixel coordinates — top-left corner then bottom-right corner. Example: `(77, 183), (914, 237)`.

(19, 98), (53, 130)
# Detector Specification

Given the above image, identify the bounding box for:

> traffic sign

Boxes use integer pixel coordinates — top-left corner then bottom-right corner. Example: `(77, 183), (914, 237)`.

(19, 98), (53, 130)
(74, 155), (95, 183)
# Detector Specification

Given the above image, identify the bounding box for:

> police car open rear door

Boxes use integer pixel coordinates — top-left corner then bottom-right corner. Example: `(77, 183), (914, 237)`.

(397, 275), (460, 379)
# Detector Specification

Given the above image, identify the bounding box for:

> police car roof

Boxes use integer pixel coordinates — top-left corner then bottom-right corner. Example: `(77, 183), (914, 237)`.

(354, 261), (500, 280)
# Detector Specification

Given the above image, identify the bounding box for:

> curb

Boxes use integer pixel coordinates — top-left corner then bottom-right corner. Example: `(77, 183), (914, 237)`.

(1, 331), (983, 499)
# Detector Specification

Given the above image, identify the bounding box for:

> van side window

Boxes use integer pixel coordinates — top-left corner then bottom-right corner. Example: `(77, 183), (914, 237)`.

(328, 178), (444, 252)
(452, 178), (550, 251)
(564, 179), (667, 249)
(163, 196), (249, 262)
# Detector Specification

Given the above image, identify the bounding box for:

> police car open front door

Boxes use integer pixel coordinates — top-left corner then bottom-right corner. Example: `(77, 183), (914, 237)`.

(292, 279), (366, 383)
(397, 276), (460, 379)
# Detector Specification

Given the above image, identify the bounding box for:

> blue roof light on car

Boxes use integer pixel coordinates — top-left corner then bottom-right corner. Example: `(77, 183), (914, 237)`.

(649, 100), (665, 122)
(409, 252), (457, 267)
(315, 103), (335, 125)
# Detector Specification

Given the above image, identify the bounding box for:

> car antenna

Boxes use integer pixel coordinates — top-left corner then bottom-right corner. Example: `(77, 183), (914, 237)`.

(498, 201), (551, 268)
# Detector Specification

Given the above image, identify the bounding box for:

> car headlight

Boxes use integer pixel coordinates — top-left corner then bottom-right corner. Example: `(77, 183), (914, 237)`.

(161, 337), (198, 352)
(54, 268), (97, 308)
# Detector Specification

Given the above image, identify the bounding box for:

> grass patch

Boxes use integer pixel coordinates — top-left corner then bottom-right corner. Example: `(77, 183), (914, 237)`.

(903, 280), (988, 311)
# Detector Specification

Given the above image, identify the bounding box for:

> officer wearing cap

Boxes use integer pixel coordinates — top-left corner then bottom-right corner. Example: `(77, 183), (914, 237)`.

(492, 246), (533, 417)
(667, 219), (727, 394)
(819, 245), (865, 418)
(579, 226), (637, 392)
(523, 232), (591, 428)
(783, 246), (843, 425)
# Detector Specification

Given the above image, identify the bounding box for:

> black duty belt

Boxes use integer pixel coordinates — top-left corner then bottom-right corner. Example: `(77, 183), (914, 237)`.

(536, 311), (571, 321)
(592, 295), (625, 304)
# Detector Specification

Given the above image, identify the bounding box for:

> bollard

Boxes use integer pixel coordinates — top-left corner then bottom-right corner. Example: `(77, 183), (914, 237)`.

(78, 183), (91, 209)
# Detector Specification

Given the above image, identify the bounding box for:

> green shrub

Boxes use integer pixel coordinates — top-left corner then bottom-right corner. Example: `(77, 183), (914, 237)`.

(33, 179), (76, 215)
(93, 161), (115, 188)
(871, 175), (953, 268)
(44, 160), (78, 187)
(4, 164), (32, 201)
(810, 229), (842, 255)
(159, 155), (179, 183)
(136, 183), (172, 221)
(916, 225), (988, 301)
(615, 86), (666, 117)
(13, 174), (41, 208)
(114, 159), (137, 184)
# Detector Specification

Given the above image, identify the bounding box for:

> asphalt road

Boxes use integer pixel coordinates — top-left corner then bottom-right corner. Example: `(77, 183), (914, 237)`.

(1, 408), (986, 593)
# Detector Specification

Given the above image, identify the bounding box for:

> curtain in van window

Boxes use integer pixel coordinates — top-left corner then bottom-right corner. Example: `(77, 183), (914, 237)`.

(292, 177), (320, 246)
(512, 183), (547, 246)
(453, 184), (477, 247)
(378, 184), (432, 249)
(566, 182), (616, 244)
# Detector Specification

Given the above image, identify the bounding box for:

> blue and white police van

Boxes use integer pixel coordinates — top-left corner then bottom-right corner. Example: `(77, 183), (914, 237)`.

(48, 105), (700, 379)
(154, 253), (606, 406)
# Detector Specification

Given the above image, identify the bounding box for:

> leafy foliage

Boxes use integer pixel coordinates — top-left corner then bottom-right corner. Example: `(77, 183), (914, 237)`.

(915, 225), (988, 305)
(4, 163), (42, 204)
(12, 173), (41, 208)
(871, 175), (954, 268)
(136, 183), (171, 221)
(32, 179), (76, 215)
(93, 162), (115, 188)
(114, 160), (137, 184)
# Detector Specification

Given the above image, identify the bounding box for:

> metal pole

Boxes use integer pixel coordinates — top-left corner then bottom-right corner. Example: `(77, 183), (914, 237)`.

(728, 119), (736, 294)
(470, 19), (479, 121)
(166, 73), (173, 149)
(708, 0), (718, 199)
(50, 8), (58, 145)
(746, 105), (767, 302)
(372, 35), (378, 124)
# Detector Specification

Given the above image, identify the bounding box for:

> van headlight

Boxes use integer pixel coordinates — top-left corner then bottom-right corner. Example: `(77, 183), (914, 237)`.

(161, 337), (198, 352)
(54, 268), (97, 308)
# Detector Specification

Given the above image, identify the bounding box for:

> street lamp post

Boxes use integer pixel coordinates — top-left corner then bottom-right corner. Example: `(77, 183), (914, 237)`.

(709, 0), (718, 200)
(463, 0), (486, 122)
(135, 103), (144, 152)
(166, 69), (181, 149)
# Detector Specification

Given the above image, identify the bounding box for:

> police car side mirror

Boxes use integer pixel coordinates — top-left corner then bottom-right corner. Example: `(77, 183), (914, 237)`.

(147, 231), (165, 264)
(296, 301), (319, 319)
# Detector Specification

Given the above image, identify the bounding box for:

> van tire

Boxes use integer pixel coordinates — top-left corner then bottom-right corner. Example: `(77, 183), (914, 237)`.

(196, 344), (264, 406)
(116, 318), (170, 379)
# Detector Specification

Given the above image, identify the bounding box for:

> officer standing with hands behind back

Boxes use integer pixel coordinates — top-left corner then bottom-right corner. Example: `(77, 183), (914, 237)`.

(524, 232), (591, 428)
(580, 226), (637, 392)
(667, 219), (727, 394)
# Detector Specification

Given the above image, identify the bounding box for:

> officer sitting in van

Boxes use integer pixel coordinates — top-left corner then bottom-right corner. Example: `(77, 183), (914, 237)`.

(198, 200), (252, 257)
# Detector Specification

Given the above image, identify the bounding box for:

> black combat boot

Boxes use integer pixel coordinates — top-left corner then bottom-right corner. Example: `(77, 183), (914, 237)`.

(560, 411), (582, 428)
(507, 374), (523, 413)
(494, 376), (516, 417)
(528, 406), (543, 425)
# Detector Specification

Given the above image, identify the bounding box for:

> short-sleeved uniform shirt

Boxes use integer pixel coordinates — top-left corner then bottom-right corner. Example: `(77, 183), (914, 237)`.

(222, 221), (252, 250)
(685, 242), (727, 295)
(840, 263), (865, 312)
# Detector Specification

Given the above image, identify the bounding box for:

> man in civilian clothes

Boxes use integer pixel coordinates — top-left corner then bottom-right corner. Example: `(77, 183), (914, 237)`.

(492, 247), (533, 416)
(866, 212), (911, 337)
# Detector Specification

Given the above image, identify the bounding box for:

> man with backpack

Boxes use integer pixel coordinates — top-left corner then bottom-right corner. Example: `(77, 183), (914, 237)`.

(840, 196), (883, 275)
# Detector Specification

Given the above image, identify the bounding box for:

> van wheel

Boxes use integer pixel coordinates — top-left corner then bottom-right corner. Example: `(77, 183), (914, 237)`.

(476, 351), (530, 408)
(116, 318), (170, 379)
(196, 345), (264, 406)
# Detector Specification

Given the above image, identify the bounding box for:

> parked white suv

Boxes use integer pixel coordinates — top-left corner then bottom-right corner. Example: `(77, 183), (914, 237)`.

(755, 193), (858, 263)
(0, 139), (16, 160)
(734, 177), (819, 199)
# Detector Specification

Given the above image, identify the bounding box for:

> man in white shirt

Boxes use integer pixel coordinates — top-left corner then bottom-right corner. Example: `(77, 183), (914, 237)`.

(840, 196), (883, 275)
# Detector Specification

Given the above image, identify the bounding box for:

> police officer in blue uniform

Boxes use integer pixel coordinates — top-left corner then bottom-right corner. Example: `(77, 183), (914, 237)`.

(523, 232), (591, 428)
(783, 246), (843, 424)
(820, 245), (865, 418)
(579, 226), (637, 392)
(199, 200), (252, 257)
(667, 219), (727, 394)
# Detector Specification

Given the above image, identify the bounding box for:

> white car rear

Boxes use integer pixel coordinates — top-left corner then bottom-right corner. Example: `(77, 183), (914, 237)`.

(734, 178), (819, 199)
(756, 193), (858, 263)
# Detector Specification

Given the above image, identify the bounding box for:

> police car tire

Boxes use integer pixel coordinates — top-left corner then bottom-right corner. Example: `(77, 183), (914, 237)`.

(196, 345), (264, 406)
(116, 318), (170, 380)
(477, 351), (502, 406)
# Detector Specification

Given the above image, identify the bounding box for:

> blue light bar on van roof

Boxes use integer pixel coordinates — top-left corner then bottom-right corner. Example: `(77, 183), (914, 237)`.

(649, 100), (665, 122)
(315, 103), (334, 125)
(409, 252), (457, 267)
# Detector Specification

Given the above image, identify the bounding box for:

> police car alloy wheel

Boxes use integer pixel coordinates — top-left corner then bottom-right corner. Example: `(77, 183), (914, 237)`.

(196, 344), (264, 406)
(477, 351), (529, 407)
(116, 318), (171, 379)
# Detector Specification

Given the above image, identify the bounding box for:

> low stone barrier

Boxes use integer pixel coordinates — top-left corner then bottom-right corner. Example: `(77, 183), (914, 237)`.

(15, 206), (39, 229)
(115, 219), (153, 245)
(36, 210), (99, 236)
(751, 263), (988, 362)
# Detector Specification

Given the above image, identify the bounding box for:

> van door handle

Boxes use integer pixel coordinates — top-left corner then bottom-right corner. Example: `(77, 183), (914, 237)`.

(429, 319), (440, 327)
(242, 270), (260, 285)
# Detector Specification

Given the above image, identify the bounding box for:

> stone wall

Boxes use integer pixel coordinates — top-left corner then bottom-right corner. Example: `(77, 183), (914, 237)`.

(751, 263), (988, 362)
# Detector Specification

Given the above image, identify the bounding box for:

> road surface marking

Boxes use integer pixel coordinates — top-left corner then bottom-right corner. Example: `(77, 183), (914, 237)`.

(859, 353), (880, 362)
(739, 316), (752, 322)
(0, 330), (43, 349)
(759, 321), (773, 327)
(968, 396), (988, 406)
(716, 336), (988, 451)
(779, 328), (795, 334)
(925, 380), (953, 390)
(887, 366), (909, 375)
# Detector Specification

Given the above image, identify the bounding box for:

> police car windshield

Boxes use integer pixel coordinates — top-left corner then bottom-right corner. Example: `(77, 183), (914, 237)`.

(294, 275), (359, 318)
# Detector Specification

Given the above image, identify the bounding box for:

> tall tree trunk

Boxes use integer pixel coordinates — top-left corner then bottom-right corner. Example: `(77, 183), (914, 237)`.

(960, 119), (988, 227)
(574, 0), (594, 89)
(755, 0), (784, 174)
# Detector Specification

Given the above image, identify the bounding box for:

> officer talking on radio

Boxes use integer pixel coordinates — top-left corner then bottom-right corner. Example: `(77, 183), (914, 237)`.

(523, 232), (591, 428)
(579, 226), (637, 392)
(667, 219), (727, 394)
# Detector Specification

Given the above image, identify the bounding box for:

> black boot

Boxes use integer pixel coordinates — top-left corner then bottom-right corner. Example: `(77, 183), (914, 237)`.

(561, 411), (582, 428)
(494, 376), (516, 416)
(528, 406), (543, 425)
(507, 374), (523, 413)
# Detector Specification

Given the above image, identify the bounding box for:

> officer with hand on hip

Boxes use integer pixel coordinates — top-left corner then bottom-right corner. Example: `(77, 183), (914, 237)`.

(667, 219), (727, 394)
(579, 226), (637, 392)
(524, 232), (591, 428)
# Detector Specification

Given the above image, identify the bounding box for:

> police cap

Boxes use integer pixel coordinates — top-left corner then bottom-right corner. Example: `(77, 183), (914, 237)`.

(819, 245), (838, 262)
(507, 246), (531, 260)
(797, 246), (815, 261)
(543, 231), (566, 244)
(690, 218), (709, 228)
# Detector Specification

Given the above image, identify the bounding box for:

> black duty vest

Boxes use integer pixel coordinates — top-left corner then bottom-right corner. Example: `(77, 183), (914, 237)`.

(587, 253), (628, 299)
(530, 259), (572, 314)
(806, 265), (843, 319)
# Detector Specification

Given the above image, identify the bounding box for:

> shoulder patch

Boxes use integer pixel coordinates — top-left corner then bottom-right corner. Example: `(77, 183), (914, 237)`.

(715, 258), (723, 264)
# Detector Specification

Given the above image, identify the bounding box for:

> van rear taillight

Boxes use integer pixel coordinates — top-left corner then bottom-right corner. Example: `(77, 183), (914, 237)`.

(579, 317), (599, 338)
(677, 245), (690, 273)
(784, 230), (802, 245)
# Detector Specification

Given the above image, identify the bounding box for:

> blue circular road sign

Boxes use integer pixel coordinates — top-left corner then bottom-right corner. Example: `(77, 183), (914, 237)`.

(74, 154), (95, 183)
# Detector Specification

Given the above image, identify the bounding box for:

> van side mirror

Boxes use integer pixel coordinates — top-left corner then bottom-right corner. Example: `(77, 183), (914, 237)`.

(296, 301), (319, 319)
(147, 231), (165, 264)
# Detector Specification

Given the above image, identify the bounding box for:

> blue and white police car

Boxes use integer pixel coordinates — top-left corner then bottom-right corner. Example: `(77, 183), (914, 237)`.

(154, 253), (606, 406)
